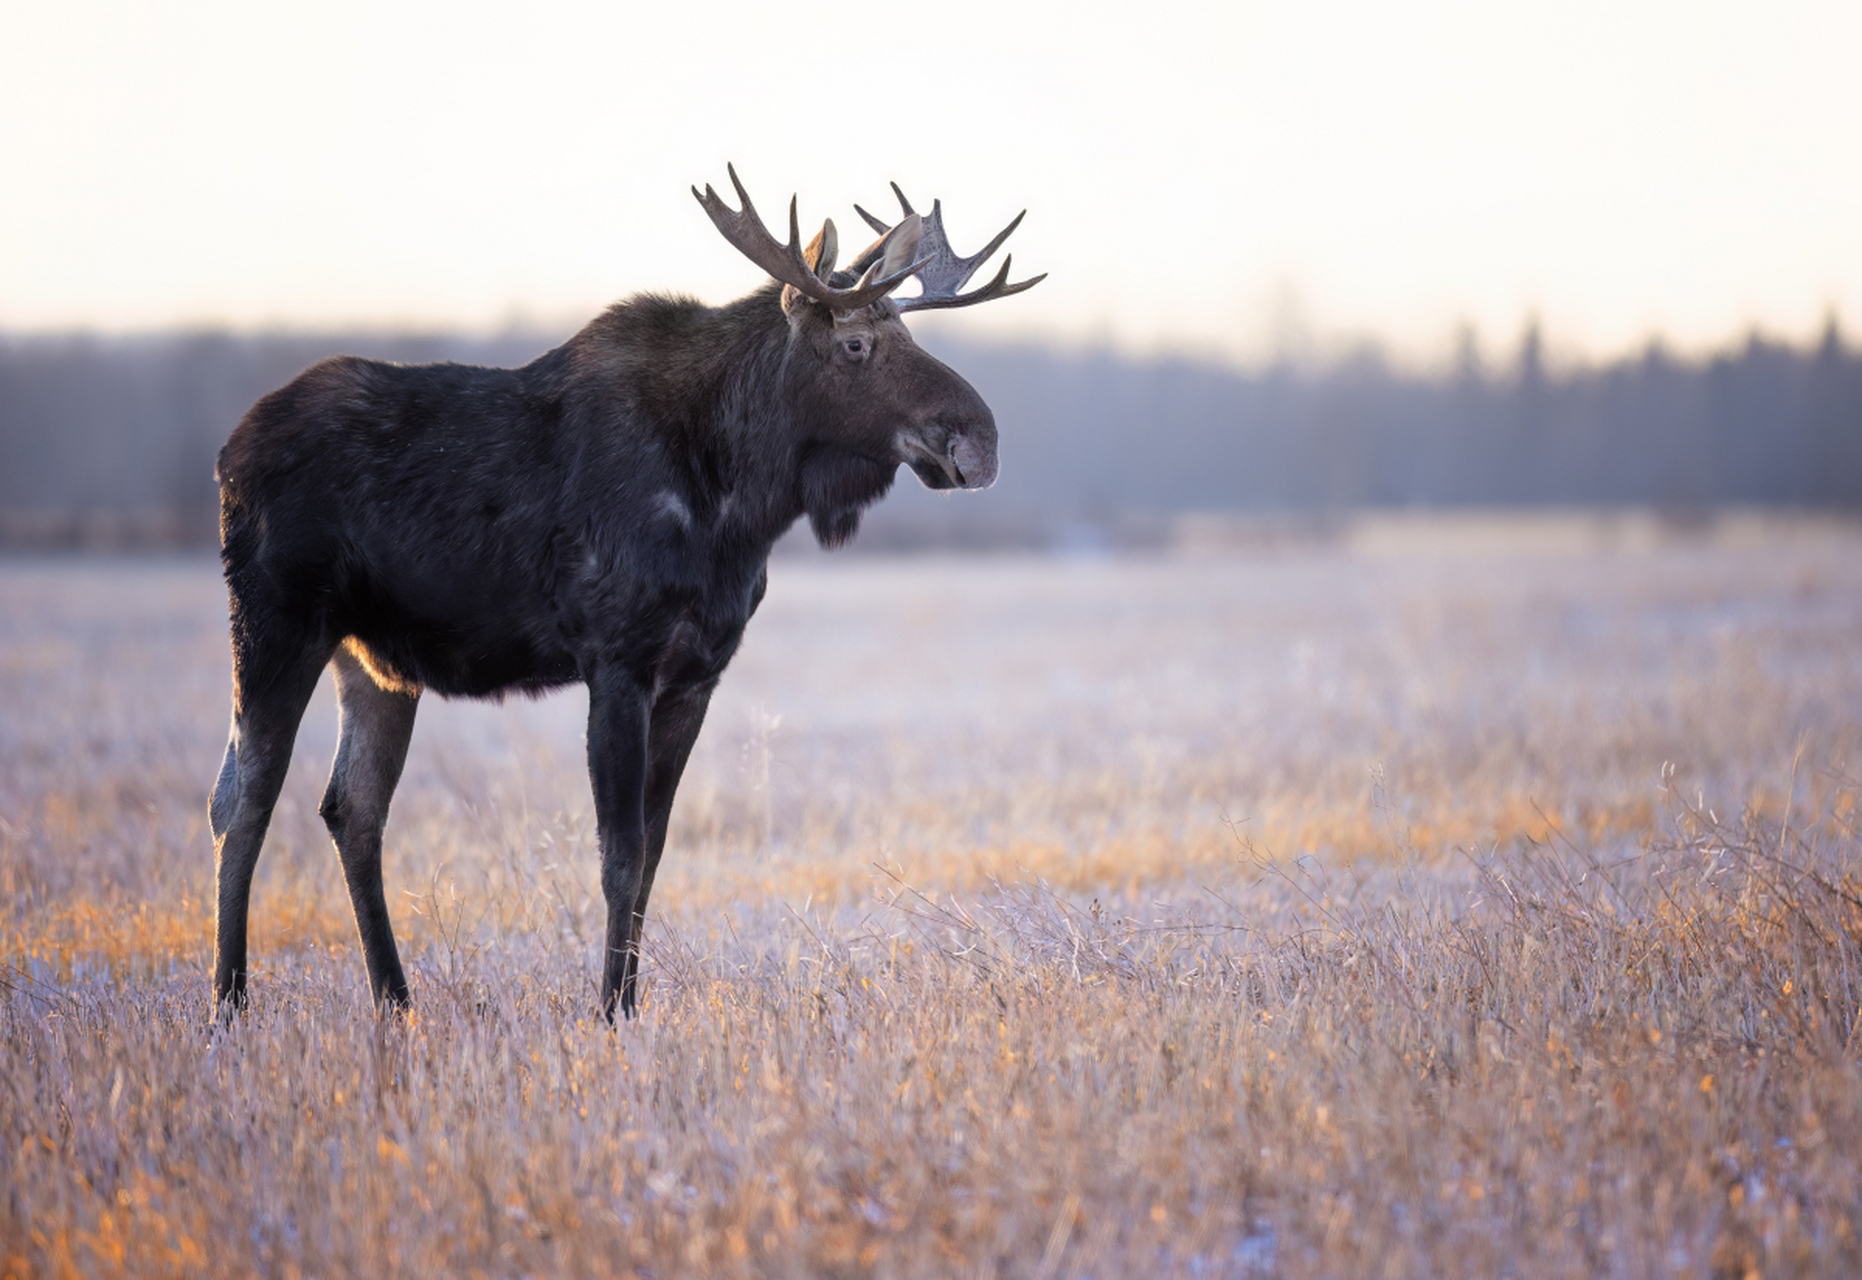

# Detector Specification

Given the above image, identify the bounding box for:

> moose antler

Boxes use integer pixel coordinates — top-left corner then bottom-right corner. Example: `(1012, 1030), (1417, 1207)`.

(693, 165), (927, 313)
(853, 184), (1046, 312)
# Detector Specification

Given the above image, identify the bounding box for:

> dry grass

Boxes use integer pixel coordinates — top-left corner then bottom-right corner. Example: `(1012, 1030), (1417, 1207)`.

(2, 519), (1861, 1277)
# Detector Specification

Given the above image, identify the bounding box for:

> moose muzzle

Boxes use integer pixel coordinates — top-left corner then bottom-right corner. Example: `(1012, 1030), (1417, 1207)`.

(898, 411), (998, 491)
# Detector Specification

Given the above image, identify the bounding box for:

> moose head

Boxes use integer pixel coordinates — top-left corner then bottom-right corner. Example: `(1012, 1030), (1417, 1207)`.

(693, 166), (1044, 497)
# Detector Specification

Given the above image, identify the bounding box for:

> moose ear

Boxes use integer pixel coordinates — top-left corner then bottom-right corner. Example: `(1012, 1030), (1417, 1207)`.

(804, 219), (838, 281)
(877, 213), (924, 281)
(783, 220), (841, 315)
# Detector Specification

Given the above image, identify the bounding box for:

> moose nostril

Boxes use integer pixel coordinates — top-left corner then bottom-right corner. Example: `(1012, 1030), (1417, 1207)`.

(945, 437), (966, 484)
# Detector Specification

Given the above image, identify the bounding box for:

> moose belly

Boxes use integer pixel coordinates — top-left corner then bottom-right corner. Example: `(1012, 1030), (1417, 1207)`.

(343, 626), (580, 700)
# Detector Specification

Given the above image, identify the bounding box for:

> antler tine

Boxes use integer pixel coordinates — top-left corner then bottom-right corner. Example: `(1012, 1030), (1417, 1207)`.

(940, 254), (1048, 310)
(849, 184), (1045, 312)
(854, 205), (890, 239)
(854, 182), (918, 240)
(694, 164), (926, 313)
(957, 209), (1025, 284)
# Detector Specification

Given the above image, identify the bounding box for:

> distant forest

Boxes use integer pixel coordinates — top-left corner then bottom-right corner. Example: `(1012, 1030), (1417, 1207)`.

(1, 318), (1858, 550)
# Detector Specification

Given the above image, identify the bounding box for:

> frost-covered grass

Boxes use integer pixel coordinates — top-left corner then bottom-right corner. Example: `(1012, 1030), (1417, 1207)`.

(3, 519), (1861, 1276)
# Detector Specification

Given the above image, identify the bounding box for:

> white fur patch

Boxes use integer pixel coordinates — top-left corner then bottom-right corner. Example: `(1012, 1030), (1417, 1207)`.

(654, 491), (693, 529)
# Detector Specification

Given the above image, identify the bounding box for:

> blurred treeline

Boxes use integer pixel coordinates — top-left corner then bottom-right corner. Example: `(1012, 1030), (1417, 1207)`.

(1, 320), (1858, 550)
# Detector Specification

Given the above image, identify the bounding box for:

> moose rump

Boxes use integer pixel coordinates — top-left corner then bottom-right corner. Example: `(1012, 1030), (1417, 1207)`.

(211, 354), (578, 1007)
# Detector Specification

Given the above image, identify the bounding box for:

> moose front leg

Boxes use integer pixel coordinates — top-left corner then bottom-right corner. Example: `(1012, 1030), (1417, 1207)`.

(587, 668), (651, 1022)
(615, 681), (717, 1011)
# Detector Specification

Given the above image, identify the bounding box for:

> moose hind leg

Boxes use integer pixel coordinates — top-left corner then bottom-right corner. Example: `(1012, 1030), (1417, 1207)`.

(321, 644), (421, 1010)
(212, 639), (328, 1015)
(587, 669), (651, 1023)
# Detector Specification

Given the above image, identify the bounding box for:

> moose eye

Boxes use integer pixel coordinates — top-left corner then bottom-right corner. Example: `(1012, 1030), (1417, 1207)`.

(842, 337), (866, 358)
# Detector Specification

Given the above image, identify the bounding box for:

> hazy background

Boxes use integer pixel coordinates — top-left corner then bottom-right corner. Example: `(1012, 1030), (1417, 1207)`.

(3, 0), (1859, 543)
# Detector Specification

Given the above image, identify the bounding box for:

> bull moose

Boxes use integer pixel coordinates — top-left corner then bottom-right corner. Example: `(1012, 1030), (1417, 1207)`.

(207, 168), (1041, 1021)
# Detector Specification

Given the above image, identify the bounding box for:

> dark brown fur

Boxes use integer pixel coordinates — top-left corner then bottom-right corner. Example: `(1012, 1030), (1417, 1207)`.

(209, 275), (998, 1021)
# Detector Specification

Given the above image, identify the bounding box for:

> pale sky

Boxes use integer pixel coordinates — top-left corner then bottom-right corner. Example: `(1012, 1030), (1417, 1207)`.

(2, 0), (1857, 369)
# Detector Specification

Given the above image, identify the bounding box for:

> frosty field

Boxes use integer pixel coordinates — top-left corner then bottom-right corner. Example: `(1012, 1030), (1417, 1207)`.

(3, 516), (1861, 1277)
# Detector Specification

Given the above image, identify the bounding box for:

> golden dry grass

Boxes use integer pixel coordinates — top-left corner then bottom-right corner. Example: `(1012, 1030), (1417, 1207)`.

(2, 519), (1861, 1277)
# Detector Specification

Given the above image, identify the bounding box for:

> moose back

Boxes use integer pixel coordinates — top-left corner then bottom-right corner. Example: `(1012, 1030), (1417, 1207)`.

(208, 168), (1042, 1020)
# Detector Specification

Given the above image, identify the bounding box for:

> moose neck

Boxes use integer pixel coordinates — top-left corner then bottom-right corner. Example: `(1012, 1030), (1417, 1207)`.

(577, 285), (897, 553)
